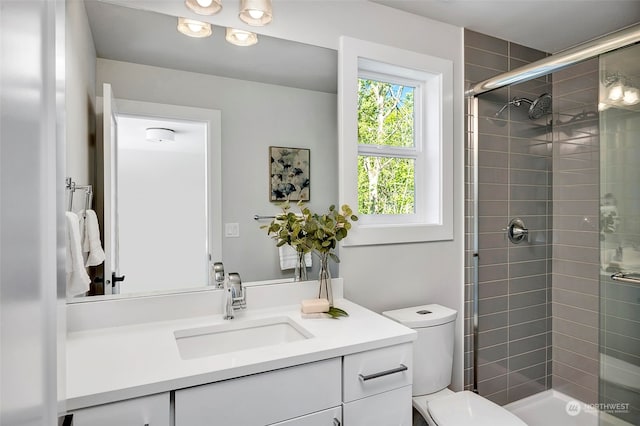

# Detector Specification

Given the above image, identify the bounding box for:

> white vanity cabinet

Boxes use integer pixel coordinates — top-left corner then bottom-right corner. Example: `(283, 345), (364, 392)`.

(70, 392), (170, 426)
(342, 343), (413, 426)
(175, 358), (342, 426)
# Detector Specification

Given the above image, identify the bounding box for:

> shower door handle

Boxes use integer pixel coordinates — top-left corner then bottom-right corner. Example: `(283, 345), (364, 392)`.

(504, 218), (528, 244)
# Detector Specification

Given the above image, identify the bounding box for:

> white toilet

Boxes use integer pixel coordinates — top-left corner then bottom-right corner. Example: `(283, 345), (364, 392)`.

(383, 304), (527, 426)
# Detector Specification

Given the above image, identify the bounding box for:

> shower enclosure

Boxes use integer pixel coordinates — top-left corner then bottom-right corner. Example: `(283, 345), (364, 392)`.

(465, 26), (640, 425)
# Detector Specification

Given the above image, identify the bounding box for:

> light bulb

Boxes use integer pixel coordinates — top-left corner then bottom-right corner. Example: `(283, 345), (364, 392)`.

(225, 28), (258, 46)
(248, 9), (264, 19)
(623, 87), (640, 105)
(196, 0), (213, 6)
(187, 22), (203, 32)
(608, 82), (624, 101)
(598, 102), (610, 112)
(177, 17), (212, 37)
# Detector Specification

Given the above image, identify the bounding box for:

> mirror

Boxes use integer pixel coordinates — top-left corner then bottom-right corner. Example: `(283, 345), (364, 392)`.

(66, 0), (339, 299)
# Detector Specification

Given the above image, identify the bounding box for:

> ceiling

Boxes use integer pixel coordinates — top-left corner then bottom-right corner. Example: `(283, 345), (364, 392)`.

(373, 0), (640, 53)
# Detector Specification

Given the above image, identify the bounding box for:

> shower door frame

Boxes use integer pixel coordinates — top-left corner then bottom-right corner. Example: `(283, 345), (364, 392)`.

(466, 24), (640, 392)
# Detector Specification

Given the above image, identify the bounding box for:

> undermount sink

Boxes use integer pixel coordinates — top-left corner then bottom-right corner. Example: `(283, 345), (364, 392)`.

(174, 316), (313, 360)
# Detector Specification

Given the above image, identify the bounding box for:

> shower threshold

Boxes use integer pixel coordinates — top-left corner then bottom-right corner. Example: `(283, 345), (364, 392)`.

(505, 389), (632, 426)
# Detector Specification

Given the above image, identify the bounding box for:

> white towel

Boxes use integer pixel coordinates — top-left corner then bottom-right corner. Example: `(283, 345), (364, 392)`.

(279, 244), (312, 270)
(81, 209), (105, 267)
(66, 212), (91, 297)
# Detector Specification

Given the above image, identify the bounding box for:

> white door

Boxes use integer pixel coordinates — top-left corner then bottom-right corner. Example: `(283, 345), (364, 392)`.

(102, 83), (123, 294)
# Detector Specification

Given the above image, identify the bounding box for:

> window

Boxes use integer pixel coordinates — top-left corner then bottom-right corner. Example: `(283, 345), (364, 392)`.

(357, 72), (421, 222)
(339, 37), (453, 245)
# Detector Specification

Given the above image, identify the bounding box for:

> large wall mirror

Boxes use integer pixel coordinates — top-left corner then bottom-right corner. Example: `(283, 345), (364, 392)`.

(67, 0), (339, 300)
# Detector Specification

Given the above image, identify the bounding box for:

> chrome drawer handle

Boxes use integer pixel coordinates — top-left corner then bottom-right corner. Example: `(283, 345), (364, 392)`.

(358, 364), (408, 381)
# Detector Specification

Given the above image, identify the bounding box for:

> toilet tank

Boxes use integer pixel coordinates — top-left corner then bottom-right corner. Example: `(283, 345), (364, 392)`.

(383, 304), (457, 396)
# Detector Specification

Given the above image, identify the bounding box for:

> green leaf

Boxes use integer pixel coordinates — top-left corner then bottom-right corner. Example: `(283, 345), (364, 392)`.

(327, 307), (349, 319)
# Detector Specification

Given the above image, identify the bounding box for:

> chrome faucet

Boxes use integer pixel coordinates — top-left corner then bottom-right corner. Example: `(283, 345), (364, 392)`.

(223, 272), (246, 320)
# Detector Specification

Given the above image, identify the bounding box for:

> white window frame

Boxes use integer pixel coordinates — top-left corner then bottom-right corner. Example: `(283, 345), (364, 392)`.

(339, 36), (453, 246)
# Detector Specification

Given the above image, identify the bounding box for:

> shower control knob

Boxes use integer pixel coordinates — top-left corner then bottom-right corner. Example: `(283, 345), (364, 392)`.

(504, 218), (528, 244)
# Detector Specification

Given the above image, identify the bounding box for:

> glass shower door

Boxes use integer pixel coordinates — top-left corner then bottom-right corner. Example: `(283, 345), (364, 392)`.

(599, 43), (640, 425)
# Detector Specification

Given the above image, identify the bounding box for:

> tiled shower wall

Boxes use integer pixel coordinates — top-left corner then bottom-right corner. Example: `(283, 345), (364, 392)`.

(551, 59), (600, 405)
(464, 29), (553, 405)
(465, 30), (602, 406)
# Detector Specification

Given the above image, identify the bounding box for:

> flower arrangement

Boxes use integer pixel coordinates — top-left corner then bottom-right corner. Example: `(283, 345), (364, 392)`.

(262, 201), (357, 307)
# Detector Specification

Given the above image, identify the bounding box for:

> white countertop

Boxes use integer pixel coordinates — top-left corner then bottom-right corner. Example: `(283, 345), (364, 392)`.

(66, 298), (416, 411)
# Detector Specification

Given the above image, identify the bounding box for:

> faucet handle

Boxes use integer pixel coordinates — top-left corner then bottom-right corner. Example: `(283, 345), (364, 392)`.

(228, 272), (246, 308)
(213, 262), (225, 287)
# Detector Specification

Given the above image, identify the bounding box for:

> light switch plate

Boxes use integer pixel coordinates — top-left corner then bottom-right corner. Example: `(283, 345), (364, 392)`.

(225, 223), (240, 237)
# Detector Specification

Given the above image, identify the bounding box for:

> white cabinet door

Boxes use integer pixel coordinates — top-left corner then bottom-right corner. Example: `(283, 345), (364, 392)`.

(342, 385), (412, 426)
(269, 406), (342, 426)
(71, 393), (169, 426)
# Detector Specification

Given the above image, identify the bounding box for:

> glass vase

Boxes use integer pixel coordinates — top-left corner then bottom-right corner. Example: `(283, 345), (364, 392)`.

(318, 252), (333, 306)
(294, 250), (307, 282)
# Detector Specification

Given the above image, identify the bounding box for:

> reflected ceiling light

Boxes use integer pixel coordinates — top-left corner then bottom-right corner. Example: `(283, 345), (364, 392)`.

(177, 17), (212, 38)
(225, 28), (258, 46)
(623, 87), (640, 105)
(185, 0), (222, 15)
(146, 128), (175, 143)
(608, 80), (624, 101)
(239, 0), (272, 26)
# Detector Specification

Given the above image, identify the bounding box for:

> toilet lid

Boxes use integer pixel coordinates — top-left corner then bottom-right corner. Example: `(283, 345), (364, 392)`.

(428, 391), (527, 426)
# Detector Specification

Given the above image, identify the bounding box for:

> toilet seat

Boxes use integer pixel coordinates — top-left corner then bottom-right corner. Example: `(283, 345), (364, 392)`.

(419, 391), (527, 426)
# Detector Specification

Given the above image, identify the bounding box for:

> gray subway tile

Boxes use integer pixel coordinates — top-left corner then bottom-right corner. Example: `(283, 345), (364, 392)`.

(479, 311), (508, 332)
(553, 361), (598, 391)
(479, 295), (508, 316)
(465, 46), (509, 71)
(508, 362), (547, 388)
(465, 29), (508, 55)
(553, 317), (598, 344)
(510, 275), (547, 294)
(509, 42), (547, 63)
(553, 332), (599, 359)
(509, 318), (548, 341)
(478, 374), (508, 395)
(552, 288), (598, 312)
(507, 377), (546, 403)
(553, 347), (599, 376)
(509, 260), (547, 278)
(509, 304), (547, 326)
(552, 302), (598, 328)
(478, 327), (508, 349)
(479, 264), (508, 282)
(510, 290), (547, 310)
(479, 280), (509, 299)
(509, 348), (547, 371)
(478, 343), (508, 365)
(509, 333), (547, 357)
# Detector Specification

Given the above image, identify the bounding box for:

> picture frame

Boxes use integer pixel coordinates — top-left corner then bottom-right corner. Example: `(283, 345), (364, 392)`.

(269, 146), (310, 201)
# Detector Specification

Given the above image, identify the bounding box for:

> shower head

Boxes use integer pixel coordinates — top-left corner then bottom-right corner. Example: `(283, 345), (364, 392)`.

(494, 93), (552, 120)
(528, 93), (552, 119)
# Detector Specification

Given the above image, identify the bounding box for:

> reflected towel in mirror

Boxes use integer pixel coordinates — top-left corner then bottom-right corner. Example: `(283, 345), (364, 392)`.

(65, 212), (91, 297)
(81, 209), (105, 267)
(279, 245), (312, 270)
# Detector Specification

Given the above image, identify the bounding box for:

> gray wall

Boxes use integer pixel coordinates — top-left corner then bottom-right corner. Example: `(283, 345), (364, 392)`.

(464, 29), (553, 404)
(96, 59), (338, 282)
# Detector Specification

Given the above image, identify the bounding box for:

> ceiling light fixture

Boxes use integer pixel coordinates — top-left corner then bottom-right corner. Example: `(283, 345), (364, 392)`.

(185, 0), (222, 15)
(177, 17), (212, 38)
(146, 128), (175, 143)
(623, 86), (640, 105)
(225, 28), (258, 46)
(238, 0), (272, 26)
(602, 73), (640, 110)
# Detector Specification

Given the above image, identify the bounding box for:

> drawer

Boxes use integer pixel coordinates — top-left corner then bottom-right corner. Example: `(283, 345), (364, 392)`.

(268, 406), (342, 426)
(175, 358), (341, 426)
(71, 393), (170, 426)
(343, 385), (412, 426)
(343, 343), (412, 402)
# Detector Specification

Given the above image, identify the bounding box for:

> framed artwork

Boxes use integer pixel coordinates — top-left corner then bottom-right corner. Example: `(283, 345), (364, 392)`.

(269, 146), (310, 201)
